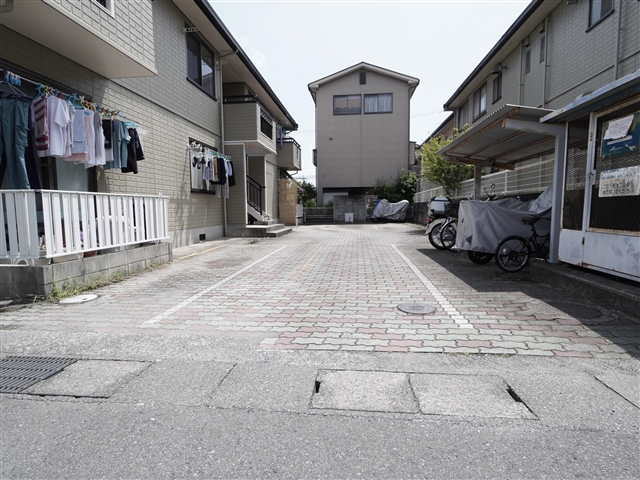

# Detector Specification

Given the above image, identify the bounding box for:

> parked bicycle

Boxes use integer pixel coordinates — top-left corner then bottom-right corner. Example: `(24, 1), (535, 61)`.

(494, 213), (550, 272)
(440, 186), (498, 264)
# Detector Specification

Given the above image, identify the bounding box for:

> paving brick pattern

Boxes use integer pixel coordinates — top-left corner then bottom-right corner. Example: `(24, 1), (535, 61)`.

(2, 224), (638, 359)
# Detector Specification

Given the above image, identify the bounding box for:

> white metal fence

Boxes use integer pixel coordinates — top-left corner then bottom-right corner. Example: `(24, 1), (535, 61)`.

(1, 190), (169, 262)
(414, 159), (555, 203)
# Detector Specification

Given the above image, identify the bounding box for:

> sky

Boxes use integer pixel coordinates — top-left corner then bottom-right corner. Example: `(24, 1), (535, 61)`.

(209, 1), (531, 185)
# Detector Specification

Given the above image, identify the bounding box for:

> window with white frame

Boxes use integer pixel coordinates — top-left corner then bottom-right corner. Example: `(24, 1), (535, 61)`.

(472, 83), (487, 120)
(364, 93), (393, 114)
(589, 0), (613, 28)
(333, 95), (361, 115)
(186, 32), (216, 98)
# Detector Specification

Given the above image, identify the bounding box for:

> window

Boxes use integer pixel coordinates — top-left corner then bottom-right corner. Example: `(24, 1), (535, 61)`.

(364, 93), (393, 114)
(492, 73), (502, 104)
(92, 0), (114, 15)
(186, 33), (216, 98)
(589, 0), (614, 28)
(525, 48), (531, 75)
(360, 71), (366, 85)
(457, 101), (469, 130)
(260, 109), (273, 138)
(539, 35), (546, 63)
(333, 95), (361, 115)
(472, 83), (487, 120)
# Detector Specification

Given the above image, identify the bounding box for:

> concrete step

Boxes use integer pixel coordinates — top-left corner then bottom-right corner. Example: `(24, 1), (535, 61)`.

(227, 224), (291, 238)
(266, 227), (293, 238)
(530, 262), (640, 320)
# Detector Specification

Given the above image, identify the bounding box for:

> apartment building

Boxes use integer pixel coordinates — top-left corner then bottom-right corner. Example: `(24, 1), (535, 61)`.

(416, 0), (639, 280)
(308, 62), (419, 206)
(0, 0), (301, 296)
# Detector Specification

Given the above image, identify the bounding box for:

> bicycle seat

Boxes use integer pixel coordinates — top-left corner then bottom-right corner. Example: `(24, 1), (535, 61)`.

(521, 214), (542, 225)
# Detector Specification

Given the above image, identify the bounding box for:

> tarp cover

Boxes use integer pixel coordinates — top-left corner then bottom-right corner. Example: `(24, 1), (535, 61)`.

(456, 186), (553, 253)
(371, 199), (410, 220)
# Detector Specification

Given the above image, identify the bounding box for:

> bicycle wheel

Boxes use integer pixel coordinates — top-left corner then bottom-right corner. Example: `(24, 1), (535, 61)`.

(495, 236), (531, 273)
(428, 224), (447, 250)
(440, 222), (457, 250)
(467, 251), (494, 264)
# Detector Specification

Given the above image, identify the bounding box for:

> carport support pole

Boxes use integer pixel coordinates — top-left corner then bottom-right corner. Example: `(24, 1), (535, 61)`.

(502, 118), (568, 264)
(474, 165), (482, 199)
(549, 126), (567, 264)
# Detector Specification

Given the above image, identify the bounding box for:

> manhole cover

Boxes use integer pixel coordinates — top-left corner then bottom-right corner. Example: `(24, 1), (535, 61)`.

(398, 302), (436, 315)
(0, 356), (77, 393)
(59, 294), (97, 305)
(547, 301), (602, 319)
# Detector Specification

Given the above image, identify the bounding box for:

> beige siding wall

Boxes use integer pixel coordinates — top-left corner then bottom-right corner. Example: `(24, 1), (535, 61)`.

(454, 0), (640, 128)
(0, 10), (225, 247)
(224, 103), (259, 141)
(225, 144), (247, 225)
(117, 0), (220, 136)
(315, 69), (412, 203)
(50, 0), (155, 70)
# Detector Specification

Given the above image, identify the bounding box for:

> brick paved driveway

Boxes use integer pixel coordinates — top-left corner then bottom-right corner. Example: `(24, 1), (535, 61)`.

(2, 224), (638, 359)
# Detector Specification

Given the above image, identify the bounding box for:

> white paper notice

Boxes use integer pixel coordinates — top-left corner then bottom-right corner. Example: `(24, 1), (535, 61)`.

(599, 166), (640, 197)
(603, 115), (634, 140)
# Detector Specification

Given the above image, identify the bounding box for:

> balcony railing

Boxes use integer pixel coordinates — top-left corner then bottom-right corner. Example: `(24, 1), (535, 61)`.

(414, 159), (555, 203)
(1, 190), (169, 262)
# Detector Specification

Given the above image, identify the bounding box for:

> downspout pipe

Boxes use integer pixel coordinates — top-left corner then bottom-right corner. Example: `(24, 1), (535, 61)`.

(613, 0), (622, 80)
(542, 16), (549, 108)
(218, 49), (238, 238)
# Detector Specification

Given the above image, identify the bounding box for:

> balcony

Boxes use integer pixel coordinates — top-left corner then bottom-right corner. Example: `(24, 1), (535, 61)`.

(224, 95), (276, 155)
(276, 137), (302, 171)
(0, 0), (156, 78)
(1, 189), (171, 298)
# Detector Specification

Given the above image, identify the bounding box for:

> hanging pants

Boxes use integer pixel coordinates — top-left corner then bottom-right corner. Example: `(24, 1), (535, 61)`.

(0, 97), (31, 189)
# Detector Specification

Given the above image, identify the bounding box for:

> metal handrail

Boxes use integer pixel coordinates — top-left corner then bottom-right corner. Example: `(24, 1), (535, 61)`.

(246, 175), (265, 215)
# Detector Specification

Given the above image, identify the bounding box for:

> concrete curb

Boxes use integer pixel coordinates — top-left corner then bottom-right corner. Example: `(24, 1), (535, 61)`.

(530, 261), (640, 320)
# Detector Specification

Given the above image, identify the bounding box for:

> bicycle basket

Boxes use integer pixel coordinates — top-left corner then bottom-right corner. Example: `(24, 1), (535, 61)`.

(444, 203), (459, 217)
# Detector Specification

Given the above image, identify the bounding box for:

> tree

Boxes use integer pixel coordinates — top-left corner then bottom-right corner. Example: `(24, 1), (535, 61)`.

(371, 169), (419, 203)
(298, 180), (317, 207)
(420, 133), (473, 197)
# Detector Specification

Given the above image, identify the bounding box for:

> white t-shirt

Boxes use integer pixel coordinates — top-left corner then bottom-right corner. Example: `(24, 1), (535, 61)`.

(48, 97), (70, 157)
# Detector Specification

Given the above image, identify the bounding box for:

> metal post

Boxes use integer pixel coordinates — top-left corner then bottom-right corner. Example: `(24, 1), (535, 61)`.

(549, 124), (567, 263)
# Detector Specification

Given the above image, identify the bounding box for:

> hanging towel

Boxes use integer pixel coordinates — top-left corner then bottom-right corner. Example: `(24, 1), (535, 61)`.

(32, 96), (49, 157)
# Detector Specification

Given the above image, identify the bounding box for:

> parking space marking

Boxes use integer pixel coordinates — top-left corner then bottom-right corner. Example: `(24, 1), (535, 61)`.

(391, 244), (474, 329)
(144, 246), (288, 324)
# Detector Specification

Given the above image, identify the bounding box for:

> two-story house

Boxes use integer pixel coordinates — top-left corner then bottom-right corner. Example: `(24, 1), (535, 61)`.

(308, 62), (419, 206)
(0, 0), (301, 297)
(415, 0), (639, 281)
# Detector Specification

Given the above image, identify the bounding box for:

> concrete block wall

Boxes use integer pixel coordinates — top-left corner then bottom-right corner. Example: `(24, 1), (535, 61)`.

(0, 243), (172, 299)
(333, 195), (367, 223)
(52, 0), (155, 71)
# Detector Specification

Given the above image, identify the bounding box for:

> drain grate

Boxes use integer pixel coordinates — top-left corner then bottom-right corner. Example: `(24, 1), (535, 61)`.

(398, 302), (436, 315)
(0, 356), (78, 394)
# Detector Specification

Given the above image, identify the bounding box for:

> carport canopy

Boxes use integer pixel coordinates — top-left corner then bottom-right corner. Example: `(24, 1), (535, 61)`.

(437, 105), (559, 171)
